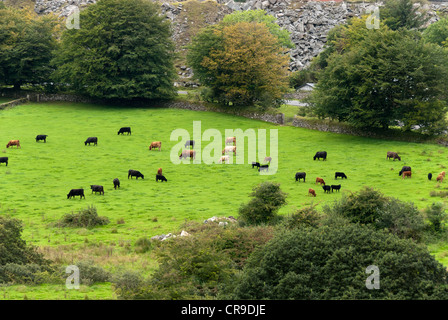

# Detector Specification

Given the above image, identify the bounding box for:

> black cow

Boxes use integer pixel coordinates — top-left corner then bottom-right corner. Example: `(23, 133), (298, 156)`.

(90, 185), (104, 195)
(331, 184), (341, 192)
(428, 173), (433, 181)
(67, 189), (85, 199)
(118, 127), (131, 135)
(398, 166), (411, 176)
(128, 169), (144, 179)
(335, 172), (347, 179)
(258, 165), (269, 172)
(156, 174), (168, 182)
(322, 185), (331, 193)
(295, 172), (306, 182)
(85, 137), (98, 146)
(252, 162), (260, 169)
(0, 157), (8, 166)
(35, 135), (48, 143)
(185, 140), (195, 148)
(113, 178), (120, 189)
(313, 151), (327, 161)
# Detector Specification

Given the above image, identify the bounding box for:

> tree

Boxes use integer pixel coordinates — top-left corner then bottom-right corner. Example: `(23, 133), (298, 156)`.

(423, 17), (448, 46)
(227, 223), (448, 299)
(53, 0), (176, 100)
(0, 5), (59, 89)
(381, 0), (428, 31)
(310, 23), (448, 132)
(238, 182), (287, 226)
(188, 20), (290, 107)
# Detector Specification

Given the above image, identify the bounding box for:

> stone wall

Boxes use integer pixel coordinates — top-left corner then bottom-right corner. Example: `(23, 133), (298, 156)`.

(0, 98), (28, 110)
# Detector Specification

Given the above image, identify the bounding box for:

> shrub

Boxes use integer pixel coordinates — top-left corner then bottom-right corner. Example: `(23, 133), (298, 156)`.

(424, 202), (448, 233)
(56, 206), (109, 229)
(281, 205), (321, 230)
(73, 260), (111, 285)
(134, 237), (152, 254)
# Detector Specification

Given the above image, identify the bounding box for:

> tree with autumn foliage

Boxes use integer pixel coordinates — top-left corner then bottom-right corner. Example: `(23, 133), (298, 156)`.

(188, 16), (290, 108)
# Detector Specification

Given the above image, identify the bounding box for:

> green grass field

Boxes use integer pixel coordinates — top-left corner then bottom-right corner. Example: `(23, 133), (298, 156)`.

(2, 101), (448, 299)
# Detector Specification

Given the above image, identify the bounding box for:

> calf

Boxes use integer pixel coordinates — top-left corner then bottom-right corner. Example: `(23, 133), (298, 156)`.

(225, 137), (236, 145)
(402, 171), (412, 179)
(322, 185), (331, 193)
(185, 140), (195, 148)
(84, 137), (97, 146)
(398, 166), (411, 176)
(0, 157), (8, 166)
(118, 127), (131, 135)
(315, 177), (325, 185)
(428, 173), (433, 181)
(179, 150), (196, 160)
(387, 151), (401, 161)
(157, 168), (163, 175)
(6, 140), (20, 148)
(35, 135), (48, 143)
(90, 185), (104, 195)
(331, 184), (341, 192)
(156, 174), (168, 182)
(335, 172), (347, 179)
(251, 162), (260, 169)
(67, 189), (85, 199)
(295, 172), (306, 182)
(264, 157), (272, 163)
(219, 156), (230, 164)
(113, 178), (120, 190)
(258, 164), (269, 172)
(437, 174), (444, 183)
(308, 188), (316, 197)
(128, 169), (144, 179)
(313, 151), (327, 161)
(149, 141), (161, 151)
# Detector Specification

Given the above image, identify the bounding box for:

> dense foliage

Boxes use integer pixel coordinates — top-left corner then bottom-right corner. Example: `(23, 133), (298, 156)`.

(55, 206), (110, 228)
(53, 0), (176, 100)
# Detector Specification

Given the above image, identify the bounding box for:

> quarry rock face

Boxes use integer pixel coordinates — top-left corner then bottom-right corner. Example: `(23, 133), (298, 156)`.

(32, 0), (448, 73)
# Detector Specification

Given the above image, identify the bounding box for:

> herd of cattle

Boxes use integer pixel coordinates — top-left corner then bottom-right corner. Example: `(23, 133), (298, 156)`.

(1, 129), (442, 200)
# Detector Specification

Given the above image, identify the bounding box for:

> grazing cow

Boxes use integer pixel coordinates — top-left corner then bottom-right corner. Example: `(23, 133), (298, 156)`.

(156, 174), (168, 182)
(316, 177), (325, 185)
(258, 165), (269, 172)
(157, 168), (162, 175)
(149, 141), (161, 151)
(6, 140), (20, 148)
(251, 162), (260, 169)
(308, 188), (316, 197)
(402, 171), (412, 179)
(35, 135), (48, 143)
(185, 140), (195, 148)
(225, 137), (236, 145)
(219, 156), (230, 164)
(428, 173), (433, 181)
(437, 174), (444, 183)
(295, 172), (306, 182)
(313, 151), (327, 161)
(322, 185), (331, 193)
(441, 171), (446, 177)
(118, 127), (131, 135)
(387, 151), (401, 161)
(0, 157), (8, 166)
(222, 146), (236, 155)
(398, 166), (411, 176)
(67, 189), (85, 199)
(179, 150), (196, 160)
(264, 157), (272, 163)
(113, 178), (120, 190)
(84, 137), (97, 146)
(90, 185), (104, 195)
(331, 184), (341, 192)
(128, 169), (144, 179)
(335, 172), (347, 179)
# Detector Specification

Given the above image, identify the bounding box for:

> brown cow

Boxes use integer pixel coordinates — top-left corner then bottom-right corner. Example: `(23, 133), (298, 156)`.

(441, 171), (446, 177)
(149, 141), (161, 151)
(387, 151), (401, 161)
(222, 146), (236, 155)
(315, 177), (325, 185)
(179, 150), (196, 159)
(308, 188), (316, 197)
(6, 140), (20, 148)
(157, 168), (162, 175)
(264, 157), (272, 163)
(402, 171), (412, 179)
(437, 174), (444, 183)
(225, 137), (236, 145)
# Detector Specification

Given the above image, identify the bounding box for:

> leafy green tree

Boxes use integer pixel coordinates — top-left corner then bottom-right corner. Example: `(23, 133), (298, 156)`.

(0, 6), (59, 89)
(424, 202), (448, 233)
(238, 182), (287, 226)
(381, 0), (428, 31)
(423, 17), (448, 46)
(53, 0), (176, 100)
(227, 223), (448, 299)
